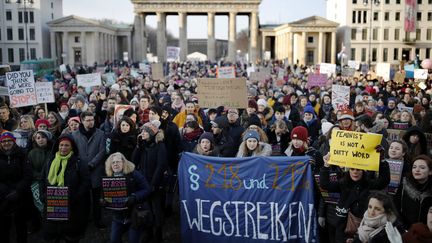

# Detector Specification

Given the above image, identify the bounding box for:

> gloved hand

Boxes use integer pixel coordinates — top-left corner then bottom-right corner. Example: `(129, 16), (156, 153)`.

(5, 190), (19, 203)
(318, 217), (326, 227)
(126, 195), (137, 208)
(385, 221), (402, 243)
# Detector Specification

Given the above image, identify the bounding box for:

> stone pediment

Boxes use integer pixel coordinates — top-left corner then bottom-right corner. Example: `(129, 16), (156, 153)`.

(48, 15), (99, 27)
(289, 15), (339, 28)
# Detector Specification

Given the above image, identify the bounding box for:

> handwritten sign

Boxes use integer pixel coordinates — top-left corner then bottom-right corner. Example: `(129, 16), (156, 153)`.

(342, 67), (356, 77)
(329, 130), (383, 171)
(35, 82), (55, 103)
(249, 72), (269, 83)
(277, 68), (285, 80)
(320, 63), (336, 76)
(102, 177), (128, 210)
(59, 64), (67, 73)
(307, 73), (327, 88)
(217, 66), (236, 79)
(387, 159), (404, 195)
(77, 73), (101, 88)
(331, 85), (350, 110)
(139, 63), (150, 74)
(347, 60), (360, 69)
(404, 64), (414, 78)
(179, 152), (317, 243)
(394, 72), (405, 83)
(376, 63), (391, 81)
(46, 186), (69, 221)
(151, 63), (164, 80)
(6, 70), (37, 108)
(167, 46), (180, 62)
(414, 69), (428, 79)
(197, 78), (247, 108)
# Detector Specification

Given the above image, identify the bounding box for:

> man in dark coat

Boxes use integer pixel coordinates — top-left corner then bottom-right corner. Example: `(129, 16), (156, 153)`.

(226, 108), (245, 154)
(72, 111), (106, 228)
(211, 116), (236, 157)
(0, 105), (18, 131)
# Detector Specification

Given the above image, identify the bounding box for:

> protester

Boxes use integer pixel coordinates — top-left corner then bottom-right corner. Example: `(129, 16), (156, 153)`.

(13, 114), (35, 151)
(210, 116), (236, 157)
(236, 130), (272, 157)
(109, 116), (137, 160)
(193, 132), (219, 156)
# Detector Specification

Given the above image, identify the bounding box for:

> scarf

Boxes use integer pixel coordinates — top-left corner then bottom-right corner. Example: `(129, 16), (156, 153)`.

(48, 151), (73, 186)
(357, 211), (388, 243)
(183, 128), (203, 141)
(322, 103), (333, 114)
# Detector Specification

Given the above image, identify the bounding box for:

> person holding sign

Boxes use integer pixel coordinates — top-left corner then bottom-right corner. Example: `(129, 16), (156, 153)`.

(320, 151), (390, 242)
(0, 131), (32, 243)
(103, 152), (151, 243)
(41, 135), (90, 243)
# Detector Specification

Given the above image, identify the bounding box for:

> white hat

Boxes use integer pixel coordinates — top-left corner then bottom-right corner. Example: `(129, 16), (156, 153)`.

(257, 99), (267, 107)
(321, 121), (334, 135)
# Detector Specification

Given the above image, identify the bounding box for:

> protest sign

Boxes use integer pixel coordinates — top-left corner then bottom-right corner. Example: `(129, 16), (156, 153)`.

(249, 72), (269, 83)
(404, 64), (414, 78)
(331, 85), (350, 110)
(246, 66), (255, 77)
(361, 64), (369, 75)
(167, 46), (181, 62)
(179, 152), (317, 243)
(418, 82), (427, 90)
(151, 63), (164, 80)
(386, 159), (404, 195)
(277, 68), (285, 80)
(46, 186), (69, 221)
(394, 72), (405, 83)
(329, 130), (383, 171)
(314, 174), (340, 204)
(35, 82), (55, 104)
(197, 78), (247, 108)
(414, 69), (428, 79)
(307, 74), (327, 88)
(386, 129), (406, 144)
(217, 66), (236, 79)
(367, 71), (377, 80)
(102, 177), (128, 210)
(258, 67), (271, 75)
(319, 63), (336, 76)
(6, 70), (37, 108)
(77, 73), (101, 88)
(376, 63), (391, 81)
(59, 64), (67, 73)
(139, 63), (151, 74)
(347, 60), (360, 70)
(114, 105), (132, 127)
(103, 72), (116, 86)
(341, 67), (356, 77)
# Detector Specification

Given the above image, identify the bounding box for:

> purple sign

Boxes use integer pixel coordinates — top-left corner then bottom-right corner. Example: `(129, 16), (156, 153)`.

(307, 73), (327, 88)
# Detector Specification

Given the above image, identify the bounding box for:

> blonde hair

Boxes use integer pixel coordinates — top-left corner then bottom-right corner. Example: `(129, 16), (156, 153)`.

(105, 152), (135, 177)
(18, 115), (35, 130)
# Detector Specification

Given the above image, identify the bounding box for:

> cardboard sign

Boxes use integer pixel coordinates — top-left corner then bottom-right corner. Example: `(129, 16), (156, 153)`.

(394, 72), (405, 83)
(167, 46), (180, 62)
(404, 64), (414, 78)
(347, 60), (360, 70)
(320, 63), (336, 76)
(414, 69), (428, 79)
(376, 63), (391, 81)
(331, 85), (350, 110)
(6, 70), (37, 108)
(342, 67), (356, 77)
(77, 73), (102, 88)
(197, 78), (247, 108)
(307, 74), (327, 88)
(102, 177), (128, 210)
(387, 159), (404, 195)
(249, 72), (269, 83)
(367, 71), (377, 80)
(35, 82), (55, 103)
(46, 186), (69, 221)
(59, 64), (67, 73)
(217, 66), (236, 79)
(329, 130), (383, 171)
(151, 63), (164, 80)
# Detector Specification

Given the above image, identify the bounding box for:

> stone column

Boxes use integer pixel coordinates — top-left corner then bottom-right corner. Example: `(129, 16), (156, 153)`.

(318, 31), (323, 63)
(301, 31), (307, 65)
(81, 31), (87, 65)
(98, 33), (103, 63)
(127, 34), (132, 62)
(62, 31), (69, 64)
(249, 12), (258, 64)
(179, 12), (188, 61)
(94, 32), (99, 65)
(156, 12), (167, 62)
(114, 36), (118, 61)
(228, 12), (237, 62)
(207, 12), (216, 61)
(331, 31), (336, 64)
(287, 32), (293, 64)
(133, 14), (142, 61)
(50, 31), (56, 59)
(111, 35), (114, 61)
(261, 34), (266, 60)
(142, 13), (147, 60)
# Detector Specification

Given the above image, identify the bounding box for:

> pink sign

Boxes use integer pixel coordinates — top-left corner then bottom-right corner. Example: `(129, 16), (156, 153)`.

(307, 74), (327, 89)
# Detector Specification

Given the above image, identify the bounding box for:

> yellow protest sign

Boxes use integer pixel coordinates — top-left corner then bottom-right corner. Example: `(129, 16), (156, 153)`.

(329, 130), (383, 171)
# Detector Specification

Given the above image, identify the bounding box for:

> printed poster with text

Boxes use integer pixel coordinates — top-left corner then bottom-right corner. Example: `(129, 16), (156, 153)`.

(329, 130), (382, 171)
(46, 186), (69, 221)
(102, 177), (128, 210)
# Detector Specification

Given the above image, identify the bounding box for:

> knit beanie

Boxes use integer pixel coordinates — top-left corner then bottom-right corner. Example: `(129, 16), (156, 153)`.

(35, 130), (53, 141)
(338, 109), (354, 121)
(0, 131), (16, 143)
(303, 105), (315, 115)
(321, 121), (334, 135)
(257, 99), (267, 107)
(291, 126), (308, 142)
(68, 116), (80, 125)
(142, 120), (161, 137)
(243, 130), (260, 142)
(35, 119), (51, 128)
(199, 132), (214, 144)
(248, 99), (258, 110)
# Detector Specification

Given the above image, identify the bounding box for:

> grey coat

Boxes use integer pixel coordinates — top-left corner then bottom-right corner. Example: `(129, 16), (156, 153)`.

(72, 128), (106, 188)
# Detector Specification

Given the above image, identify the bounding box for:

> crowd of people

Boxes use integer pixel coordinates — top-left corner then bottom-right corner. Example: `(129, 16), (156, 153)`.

(0, 59), (432, 243)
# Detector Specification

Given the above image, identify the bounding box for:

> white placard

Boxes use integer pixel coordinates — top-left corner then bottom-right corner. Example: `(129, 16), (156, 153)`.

(347, 60), (360, 69)
(331, 85), (350, 110)
(35, 82), (55, 103)
(376, 63), (391, 81)
(414, 69), (428, 79)
(320, 63), (337, 76)
(59, 64), (67, 73)
(6, 70), (37, 108)
(166, 46), (180, 62)
(139, 63), (150, 74)
(217, 66), (236, 79)
(77, 73), (102, 88)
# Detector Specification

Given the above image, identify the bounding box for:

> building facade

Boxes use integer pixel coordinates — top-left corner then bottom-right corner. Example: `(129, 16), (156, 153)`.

(47, 15), (133, 66)
(261, 16), (339, 65)
(326, 0), (432, 66)
(0, 0), (63, 66)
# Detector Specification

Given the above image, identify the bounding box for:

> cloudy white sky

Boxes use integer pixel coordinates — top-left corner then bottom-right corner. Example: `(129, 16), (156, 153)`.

(63, 0), (326, 39)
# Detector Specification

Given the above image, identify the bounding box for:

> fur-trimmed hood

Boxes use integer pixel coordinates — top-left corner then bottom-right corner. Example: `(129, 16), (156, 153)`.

(236, 142), (272, 157)
(401, 177), (432, 203)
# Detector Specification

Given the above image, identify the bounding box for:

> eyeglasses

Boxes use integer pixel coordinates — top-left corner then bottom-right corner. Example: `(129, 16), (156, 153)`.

(1, 139), (14, 144)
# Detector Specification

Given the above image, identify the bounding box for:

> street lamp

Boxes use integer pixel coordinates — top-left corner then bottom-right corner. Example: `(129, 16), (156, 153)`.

(16, 0), (32, 60)
(363, 0), (380, 69)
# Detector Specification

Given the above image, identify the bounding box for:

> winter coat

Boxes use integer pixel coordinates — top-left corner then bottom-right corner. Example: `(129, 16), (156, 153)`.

(286, 106), (301, 127)
(214, 131), (237, 157)
(0, 145), (32, 214)
(394, 177), (432, 227)
(41, 153), (91, 238)
(285, 144), (324, 174)
(109, 129), (137, 160)
(181, 129), (203, 153)
(403, 223), (432, 243)
(72, 126), (106, 188)
(172, 111), (203, 128)
(352, 220), (405, 243)
(236, 142), (272, 157)
(267, 130), (290, 156)
(299, 118), (320, 142)
(160, 120), (182, 173)
(28, 143), (53, 181)
(228, 120), (245, 152)
(13, 129), (34, 152)
(402, 126), (428, 158)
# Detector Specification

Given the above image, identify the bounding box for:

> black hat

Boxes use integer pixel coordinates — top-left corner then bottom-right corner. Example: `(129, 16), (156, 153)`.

(199, 132), (214, 143)
(150, 106), (163, 117)
(211, 116), (229, 130)
(247, 114), (262, 128)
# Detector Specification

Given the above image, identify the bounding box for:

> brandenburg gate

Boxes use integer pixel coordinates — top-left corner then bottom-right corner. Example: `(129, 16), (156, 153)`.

(131, 0), (261, 62)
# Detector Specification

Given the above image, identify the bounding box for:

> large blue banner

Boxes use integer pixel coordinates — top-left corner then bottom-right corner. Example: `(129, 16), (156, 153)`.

(179, 152), (318, 243)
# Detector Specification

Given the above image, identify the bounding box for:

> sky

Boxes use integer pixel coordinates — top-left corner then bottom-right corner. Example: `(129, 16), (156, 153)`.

(63, 0), (326, 39)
